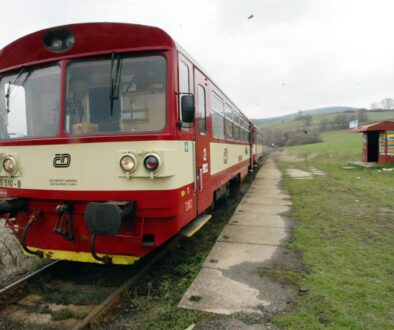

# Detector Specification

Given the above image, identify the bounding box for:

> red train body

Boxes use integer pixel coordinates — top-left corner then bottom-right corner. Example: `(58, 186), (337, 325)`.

(0, 23), (263, 264)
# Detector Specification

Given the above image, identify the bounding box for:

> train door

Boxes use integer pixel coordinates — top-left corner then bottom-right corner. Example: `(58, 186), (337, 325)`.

(194, 68), (211, 214)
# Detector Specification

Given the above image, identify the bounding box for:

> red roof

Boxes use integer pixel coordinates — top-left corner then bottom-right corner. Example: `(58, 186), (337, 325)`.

(350, 121), (394, 132)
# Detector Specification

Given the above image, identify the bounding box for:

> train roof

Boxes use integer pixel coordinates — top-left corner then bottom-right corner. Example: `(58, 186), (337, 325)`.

(0, 22), (176, 72)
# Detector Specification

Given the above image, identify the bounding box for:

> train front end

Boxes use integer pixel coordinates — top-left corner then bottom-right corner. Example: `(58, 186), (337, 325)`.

(0, 23), (195, 264)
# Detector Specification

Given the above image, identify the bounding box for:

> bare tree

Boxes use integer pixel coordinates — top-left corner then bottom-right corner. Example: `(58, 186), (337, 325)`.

(370, 102), (379, 110)
(380, 98), (394, 110)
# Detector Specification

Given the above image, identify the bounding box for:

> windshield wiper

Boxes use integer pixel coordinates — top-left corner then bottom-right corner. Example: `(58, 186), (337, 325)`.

(109, 53), (122, 116)
(5, 67), (30, 113)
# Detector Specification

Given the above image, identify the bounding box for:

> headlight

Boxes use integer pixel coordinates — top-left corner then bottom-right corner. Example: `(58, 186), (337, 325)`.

(143, 153), (161, 173)
(120, 154), (138, 173)
(3, 156), (16, 173)
(44, 29), (75, 52)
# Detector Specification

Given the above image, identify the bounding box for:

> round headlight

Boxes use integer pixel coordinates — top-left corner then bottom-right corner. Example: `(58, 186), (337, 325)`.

(143, 154), (161, 173)
(44, 29), (75, 53)
(120, 154), (138, 173)
(3, 156), (16, 173)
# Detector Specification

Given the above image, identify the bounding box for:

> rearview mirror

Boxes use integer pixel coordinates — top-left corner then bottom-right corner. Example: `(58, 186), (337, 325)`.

(181, 95), (195, 123)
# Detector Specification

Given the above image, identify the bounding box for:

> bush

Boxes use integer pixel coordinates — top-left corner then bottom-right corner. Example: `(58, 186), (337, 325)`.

(261, 127), (322, 147)
(285, 129), (322, 146)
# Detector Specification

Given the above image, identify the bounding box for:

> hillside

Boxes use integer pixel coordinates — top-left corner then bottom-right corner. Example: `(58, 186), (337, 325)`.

(257, 109), (394, 146)
(252, 106), (360, 126)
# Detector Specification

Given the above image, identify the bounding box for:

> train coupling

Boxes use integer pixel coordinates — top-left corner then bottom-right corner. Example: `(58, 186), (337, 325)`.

(85, 201), (136, 264)
(84, 201), (136, 236)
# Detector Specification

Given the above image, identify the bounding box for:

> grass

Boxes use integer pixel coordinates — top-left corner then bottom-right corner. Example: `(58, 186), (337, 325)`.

(274, 129), (394, 329)
(257, 268), (303, 287)
(288, 130), (363, 162)
(51, 308), (87, 321)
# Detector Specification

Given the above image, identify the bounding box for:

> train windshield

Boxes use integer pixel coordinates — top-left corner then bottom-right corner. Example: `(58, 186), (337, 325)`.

(65, 55), (167, 135)
(0, 66), (61, 139)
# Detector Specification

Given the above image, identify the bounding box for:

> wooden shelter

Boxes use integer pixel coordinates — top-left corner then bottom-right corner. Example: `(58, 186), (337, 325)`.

(351, 121), (394, 164)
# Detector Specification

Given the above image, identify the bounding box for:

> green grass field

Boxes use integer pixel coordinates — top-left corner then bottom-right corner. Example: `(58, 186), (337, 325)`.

(288, 130), (363, 162)
(274, 130), (394, 329)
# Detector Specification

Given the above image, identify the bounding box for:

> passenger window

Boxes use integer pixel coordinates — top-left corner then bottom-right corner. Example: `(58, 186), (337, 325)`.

(225, 104), (234, 140)
(197, 85), (206, 134)
(212, 93), (225, 139)
(179, 61), (189, 93)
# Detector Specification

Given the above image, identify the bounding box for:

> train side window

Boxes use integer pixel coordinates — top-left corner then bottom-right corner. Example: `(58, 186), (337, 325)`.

(224, 104), (234, 140)
(244, 122), (251, 142)
(233, 112), (240, 141)
(197, 85), (206, 134)
(212, 93), (224, 139)
(179, 61), (189, 93)
(240, 118), (246, 142)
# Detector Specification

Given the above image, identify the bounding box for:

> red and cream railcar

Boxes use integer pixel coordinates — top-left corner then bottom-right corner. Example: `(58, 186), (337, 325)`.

(0, 23), (255, 265)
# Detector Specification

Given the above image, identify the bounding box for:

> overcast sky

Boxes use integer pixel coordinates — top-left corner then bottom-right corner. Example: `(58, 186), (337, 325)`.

(1, 0), (394, 119)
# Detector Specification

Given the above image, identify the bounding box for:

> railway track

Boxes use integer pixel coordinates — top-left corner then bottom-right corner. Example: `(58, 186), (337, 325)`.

(0, 260), (61, 310)
(0, 235), (182, 329)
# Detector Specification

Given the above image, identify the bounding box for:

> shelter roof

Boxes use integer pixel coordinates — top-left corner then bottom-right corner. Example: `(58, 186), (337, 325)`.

(350, 121), (394, 132)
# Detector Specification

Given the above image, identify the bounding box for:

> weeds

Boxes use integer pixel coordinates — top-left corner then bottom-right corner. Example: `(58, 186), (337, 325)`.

(257, 268), (303, 287)
(51, 308), (87, 321)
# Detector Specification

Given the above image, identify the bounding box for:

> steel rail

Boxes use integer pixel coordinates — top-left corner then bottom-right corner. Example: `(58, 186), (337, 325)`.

(73, 236), (180, 330)
(0, 260), (61, 309)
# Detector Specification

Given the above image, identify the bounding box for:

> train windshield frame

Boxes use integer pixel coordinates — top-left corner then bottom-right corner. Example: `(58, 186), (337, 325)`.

(65, 54), (167, 136)
(0, 65), (61, 140)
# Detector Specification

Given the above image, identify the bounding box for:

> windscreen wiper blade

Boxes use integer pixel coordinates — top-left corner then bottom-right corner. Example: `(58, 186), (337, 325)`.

(109, 53), (122, 116)
(5, 67), (30, 113)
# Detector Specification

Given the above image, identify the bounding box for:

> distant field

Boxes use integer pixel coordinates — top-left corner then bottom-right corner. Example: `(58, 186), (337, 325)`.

(274, 130), (394, 329)
(259, 110), (394, 131)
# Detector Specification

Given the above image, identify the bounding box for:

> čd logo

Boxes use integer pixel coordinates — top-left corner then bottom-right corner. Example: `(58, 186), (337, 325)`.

(53, 154), (71, 168)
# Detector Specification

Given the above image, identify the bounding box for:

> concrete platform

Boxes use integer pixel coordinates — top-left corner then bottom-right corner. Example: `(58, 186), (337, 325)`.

(240, 196), (292, 206)
(203, 242), (278, 269)
(286, 168), (312, 179)
(229, 213), (290, 228)
(178, 268), (271, 315)
(309, 167), (327, 176)
(179, 159), (296, 316)
(218, 225), (288, 246)
(235, 203), (291, 215)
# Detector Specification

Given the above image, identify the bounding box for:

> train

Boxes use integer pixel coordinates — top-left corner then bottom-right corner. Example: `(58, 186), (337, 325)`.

(0, 23), (263, 265)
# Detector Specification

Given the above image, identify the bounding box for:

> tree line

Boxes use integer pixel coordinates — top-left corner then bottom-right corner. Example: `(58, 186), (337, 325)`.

(370, 98), (394, 110)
